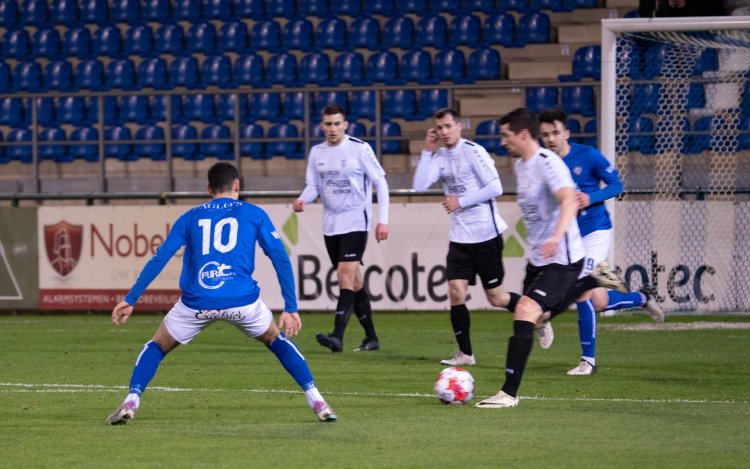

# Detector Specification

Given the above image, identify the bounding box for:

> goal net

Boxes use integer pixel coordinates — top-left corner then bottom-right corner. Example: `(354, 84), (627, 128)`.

(601, 17), (750, 313)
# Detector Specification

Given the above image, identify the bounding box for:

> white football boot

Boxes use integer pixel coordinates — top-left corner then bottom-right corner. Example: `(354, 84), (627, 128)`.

(475, 390), (520, 408)
(567, 360), (597, 376)
(536, 321), (554, 349)
(440, 351), (476, 366)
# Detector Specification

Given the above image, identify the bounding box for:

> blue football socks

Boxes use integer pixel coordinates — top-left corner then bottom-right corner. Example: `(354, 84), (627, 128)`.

(268, 333), (315, 391)
(576, 298), (597, 365)
(606, 290), (645, 310)
(129, 340), (166, 396)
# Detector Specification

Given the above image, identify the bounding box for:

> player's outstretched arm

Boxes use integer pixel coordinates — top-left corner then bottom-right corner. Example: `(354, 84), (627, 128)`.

(112, 301), (134, 326)
(278, 311), (301, 338)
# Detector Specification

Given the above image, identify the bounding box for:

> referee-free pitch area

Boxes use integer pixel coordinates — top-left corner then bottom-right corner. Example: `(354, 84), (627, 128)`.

(1, 312), (748, 468)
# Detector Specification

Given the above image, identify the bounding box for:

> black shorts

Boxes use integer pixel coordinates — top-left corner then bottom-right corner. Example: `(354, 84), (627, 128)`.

(446, 236), (505, 289)
(324, 231), (368, 267)
(522, 259), (584, 313)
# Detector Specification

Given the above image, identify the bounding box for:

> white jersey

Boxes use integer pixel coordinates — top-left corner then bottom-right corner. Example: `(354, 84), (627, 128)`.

(300, 135), (389, 236)
(515, 148), (585, 266)
(413, 138), (508, 243)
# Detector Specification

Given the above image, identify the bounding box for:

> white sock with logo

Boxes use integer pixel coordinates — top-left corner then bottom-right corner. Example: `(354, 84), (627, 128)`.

(303, 387), (324, 408)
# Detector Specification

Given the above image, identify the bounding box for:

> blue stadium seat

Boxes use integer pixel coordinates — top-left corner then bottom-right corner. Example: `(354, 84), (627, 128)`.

(582, 118), (597, 147)
(332, 0), (362, 15)
(119, 95), (150, 124)
(64, 28), (92, 59)
(571, 45), (601, 80)
(333, 51), (365, 85)
(350, 90), (377, 120)
(135, 125), (165, 160)
(187, 23), (217, 55)
(33, 29), (61, 58)
(39, 128), (68, 162)
(483, 13), (515, 47)
(111, 0), (140, 23)
(13, 62), (42, 92)
(693, 48), (718, 75)
(137, 57), (168, 90)
(313, 91), (348, 115)
(346, 121), (367, 138)
(467, 48), (501, 82)
(252, 20), (281, 51)
(171, 124), (198, 159)
(499, 0), (529, 12)
(464, 0), (494, 12)
(526, 86), (558, 113)
(267, 122), (301, 159)
(684, 116), (713, 154)
(400, 50), (433, 85)
(417, 15), (448, 48)
(201, 124), (234, 159)
(366, 51), (398, 85)
(155, 24), (185, 56)
(183, 94), (216, 123)
(173, 0), (201, 21)
(567, 0), (598, 8)
(216, 93), (248, 122)
(365, 0), (394, 15)
(36, 98), (55, 127)
(383, 90), (416, 120)
(282, 92), (306, 121)
(105, 126), (134, 161)
(532, 0), (566, 12)
(686, 83), (705, 111)
(561, 85), (595, 117)
(93, 26), (122, 57)
(218, 21), (249, 52)
(80, 0), (108, 23)
(70, 127), (100, 162)
(642, 43), (668, 80)
(141, 0), (170, 23)
(371, 121), (402, 154)
(240, 123), (266, 160)
(307, 120), (325, 143)
(234, 0), (264, 20)
(124, 25), (154, 57)
(75, 60), (104, 91)
(266, 0), (297, 17)
(283, 19), (313, 51)
(566, 117), (582, 143)
(348, 17), (379, 50)
(202, 55), (233, 88)
(0, 0), (18, 28)
(249, 92), (282, 122)
(57, 97), (86, 126)
(418, 89), (449, 119)
(3, 30), (30, 60)
(0, 132), (6, 164)
(630, 83), (660, 115)
(106, 59), (137, 90)
(299, 0), (330, 17)
(475, 119), (504, 155)
(169, 56), (200, 89)
(628, 116), (655, 154)
(450, 14), (482, 48)
(431, 0), (461, 14)
(84, 96), (118, 125)
(434, 49), (466, 83)
(7, 129), (32, 163)
(517, 12), (550, 45)
(21, 0), (48, 27)
(396, 0), (427, 14)
(150, 95), (183, 124)
(316, 18), (347, 51)
(203, 0), (233, 21)
(234, 54), (265, 87)
(300, 52), (331, 86)
(0, 63), (10, 93)
(44, 61), (74, 91)
(382, 16), (414, 50)
(266, 52), (298, 86)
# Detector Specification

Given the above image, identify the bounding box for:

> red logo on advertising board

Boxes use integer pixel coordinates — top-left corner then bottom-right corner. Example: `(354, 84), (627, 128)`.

(44, 221), (83, 277)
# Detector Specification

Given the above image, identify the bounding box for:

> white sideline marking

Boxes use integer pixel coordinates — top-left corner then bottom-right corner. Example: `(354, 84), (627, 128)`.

(0, 382), (746, 405)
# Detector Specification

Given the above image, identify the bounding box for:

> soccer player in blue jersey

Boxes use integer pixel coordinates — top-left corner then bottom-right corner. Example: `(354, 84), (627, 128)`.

(538, 108), (664, 376)
(105, 162), (337, 424)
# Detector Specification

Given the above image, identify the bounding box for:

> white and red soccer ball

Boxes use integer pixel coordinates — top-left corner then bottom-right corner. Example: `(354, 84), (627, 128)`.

(434, 367), (475, 404)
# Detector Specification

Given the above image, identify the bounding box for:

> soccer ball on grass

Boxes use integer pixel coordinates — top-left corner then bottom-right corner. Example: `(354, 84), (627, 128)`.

(434, 367), (474, 405)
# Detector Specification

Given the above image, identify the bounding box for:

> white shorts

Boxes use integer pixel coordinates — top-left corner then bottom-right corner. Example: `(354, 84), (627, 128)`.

(579, 229), (612, 279)
(163, 298), (274, 345)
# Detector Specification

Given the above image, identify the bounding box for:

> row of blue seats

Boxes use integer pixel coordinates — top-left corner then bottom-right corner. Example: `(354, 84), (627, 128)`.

(0, 0), (598, 27)
(0, 120), (405, 163)
(0, 48), (506, 91)
(628, 115), (750, 155)
(0, 89), (450, 127)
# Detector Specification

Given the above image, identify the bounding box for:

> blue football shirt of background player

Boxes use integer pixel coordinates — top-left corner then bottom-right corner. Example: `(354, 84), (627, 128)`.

(105, 162), (337, 425)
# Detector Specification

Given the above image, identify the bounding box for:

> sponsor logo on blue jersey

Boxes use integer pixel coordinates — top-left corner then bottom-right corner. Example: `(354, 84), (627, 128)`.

(198, 261), (235, 289)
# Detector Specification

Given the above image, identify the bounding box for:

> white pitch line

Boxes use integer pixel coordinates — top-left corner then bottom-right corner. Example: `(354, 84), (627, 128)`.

(0, 382), (746, 405)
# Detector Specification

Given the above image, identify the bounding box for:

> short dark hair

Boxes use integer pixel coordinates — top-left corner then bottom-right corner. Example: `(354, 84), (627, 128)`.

(321, 104), (347, 119)
(207, 162), (239, 194)
(433, 107), (460, 120)
(497, 107), (539, 140)
(538, 108), (568, 129)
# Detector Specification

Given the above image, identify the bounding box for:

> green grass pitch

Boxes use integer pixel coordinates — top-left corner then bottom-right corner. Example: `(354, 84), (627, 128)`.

(1, 311), (749, 468)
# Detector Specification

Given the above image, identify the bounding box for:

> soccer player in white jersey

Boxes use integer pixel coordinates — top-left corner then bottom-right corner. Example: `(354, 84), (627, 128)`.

(539, 108), (664, 376)
(476, 108), (593, 408)
(105, 162), (336, 425)
(293, 104), (389, 353)
(413, 108), (521, 367)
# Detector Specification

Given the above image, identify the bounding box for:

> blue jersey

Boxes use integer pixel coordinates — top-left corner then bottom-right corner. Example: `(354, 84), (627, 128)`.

(125, 198), (297, 312)
(562, 143), (623, 237)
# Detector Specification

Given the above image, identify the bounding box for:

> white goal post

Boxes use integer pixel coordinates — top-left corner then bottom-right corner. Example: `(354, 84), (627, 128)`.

(601, 17), (750, 313)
